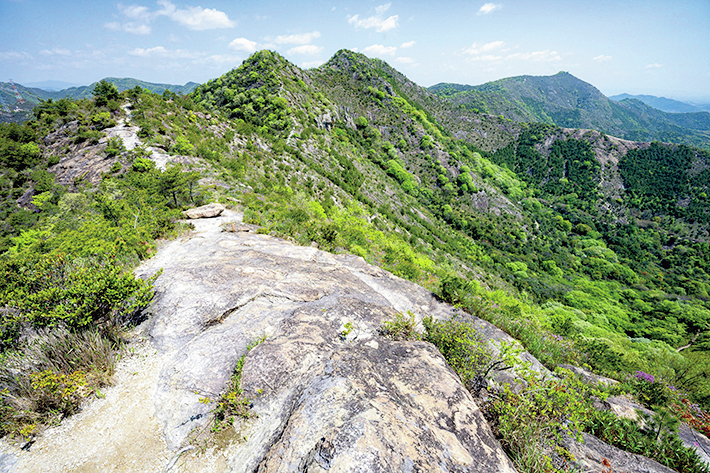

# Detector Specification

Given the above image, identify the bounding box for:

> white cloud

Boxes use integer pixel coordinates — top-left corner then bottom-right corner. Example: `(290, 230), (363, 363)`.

(200, 54), (243, 65)
(119, 3), (152, 21)
(376, 3), (391, 14)
(128, 46), (198, 58)
(593, 55), (612, 62)
(645, 63), (663, 69)
(107, 0), (234, 34)
(288, 45), (323, 55)
(229, 37), (258, 52)
(478, 3), (501, 15)
(395, 57), (414, 64)
(400, 41), (416, 49)
(301, 60), (325, 69)
(39, 48), (72, 56)
(124, 23), (152, 35)
(169, 4), (235, 30)
(464, 41), (505, 55)
(129, 46), (168, 57)
(0, 51), (33, 61)
(362, 44), (397, 57)
(275, 31), (321, 45)
(507, 49), (561, 61)
(469, 54), (503, 62)
(348, 3), (398, 32)
(105, 21), (151, 35)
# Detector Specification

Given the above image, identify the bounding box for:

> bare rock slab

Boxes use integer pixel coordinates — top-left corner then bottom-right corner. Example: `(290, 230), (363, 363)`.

(561, 432), (677, 473)
(234, 298), (516, 472)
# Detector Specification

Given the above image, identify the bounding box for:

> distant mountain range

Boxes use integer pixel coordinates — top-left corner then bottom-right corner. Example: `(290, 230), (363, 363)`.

(430, 72), (710, 150)
(609, 93), (710, 114)
(3, 72), (710, 151)
(23, 80), (82, 92)
(0, 78), (199, 122)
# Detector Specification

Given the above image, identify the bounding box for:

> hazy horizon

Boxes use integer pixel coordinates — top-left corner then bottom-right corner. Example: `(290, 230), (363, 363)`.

(2, 0), (708, 102)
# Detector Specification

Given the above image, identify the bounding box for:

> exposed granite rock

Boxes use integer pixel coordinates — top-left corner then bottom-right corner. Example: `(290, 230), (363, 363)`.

(599, 395), (710, 467)
(678, 424), (710, 467)
(560, 432), (676, 473)
(236, 299), (515, 472)
(183, 202), (225, 219)
(558, 364), (618, 386)
(129, 209), (519, 470)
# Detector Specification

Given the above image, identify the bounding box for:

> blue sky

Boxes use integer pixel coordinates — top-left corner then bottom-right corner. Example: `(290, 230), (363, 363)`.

(1, 0), (708, 101)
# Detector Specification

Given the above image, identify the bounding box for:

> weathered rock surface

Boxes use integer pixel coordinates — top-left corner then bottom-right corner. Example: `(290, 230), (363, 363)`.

(561, 432), (677, 473)
(1, 208), (519, 472)
(135, 208), (518, 470)
(183, 202), (225, 219)
(558, 364), (618, 386)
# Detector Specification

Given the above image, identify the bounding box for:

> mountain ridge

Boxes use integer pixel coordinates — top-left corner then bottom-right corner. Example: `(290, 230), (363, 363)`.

(0, 78), (199, 122)
(610, 93), (710, 114)
(430, 72), (710, 150)
(1, 49), (710, 472)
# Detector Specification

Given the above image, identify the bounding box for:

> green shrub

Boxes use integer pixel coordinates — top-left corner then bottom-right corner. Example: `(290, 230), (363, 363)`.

(423, 315), (492, 392)
(0, 252), (158, 346)
(206, 335), (266, 431)
(105, 137), (125, 157)
(0, 328), (117, 439)
(379, 311), (420, 341)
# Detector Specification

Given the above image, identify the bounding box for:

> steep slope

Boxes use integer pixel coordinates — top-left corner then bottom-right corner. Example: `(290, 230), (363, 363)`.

(431, 72), (710, 150)
(3, 50), (710, 472)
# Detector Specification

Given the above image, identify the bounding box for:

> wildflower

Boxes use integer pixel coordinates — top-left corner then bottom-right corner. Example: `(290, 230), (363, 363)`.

(634, 370), (655, 383)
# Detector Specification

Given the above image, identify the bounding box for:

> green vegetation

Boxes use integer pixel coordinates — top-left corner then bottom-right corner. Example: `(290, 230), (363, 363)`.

(379, 312), (420, 341)
(206, 335), (266, 432)
(430, 72), (710, 151)
(422, 315), (709, 473)
(0, 85), (210, 439)
(3, 49), (710, 469)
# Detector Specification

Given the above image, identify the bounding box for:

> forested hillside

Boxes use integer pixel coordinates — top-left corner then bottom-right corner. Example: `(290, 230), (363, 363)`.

(0, 79), (199, 123)
(2, 51), (710, 472)
(431, 72), (710, 150)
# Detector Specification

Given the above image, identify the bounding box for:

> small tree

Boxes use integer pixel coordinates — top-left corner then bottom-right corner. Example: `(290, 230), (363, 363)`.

(92, 80), (120, 107)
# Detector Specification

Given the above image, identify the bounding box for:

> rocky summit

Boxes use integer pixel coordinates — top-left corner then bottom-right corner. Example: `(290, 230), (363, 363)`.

(1, 209), (519, 472)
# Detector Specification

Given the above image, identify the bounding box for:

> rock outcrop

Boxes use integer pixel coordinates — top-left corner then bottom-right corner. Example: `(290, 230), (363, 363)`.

(1, 208), (518, 472)
(560, 432), (677, 473)
(183, 202), (225, 219)
(3, 207), (707, 472)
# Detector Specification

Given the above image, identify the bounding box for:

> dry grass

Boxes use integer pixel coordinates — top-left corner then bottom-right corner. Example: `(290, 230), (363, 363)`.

(0, 327), (120, 439)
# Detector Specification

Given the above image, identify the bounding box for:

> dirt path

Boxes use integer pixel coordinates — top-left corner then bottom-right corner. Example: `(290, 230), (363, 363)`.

(1, 340), (171, 473)
(103, 103), (171, 170)
(0, 211), (243, 473)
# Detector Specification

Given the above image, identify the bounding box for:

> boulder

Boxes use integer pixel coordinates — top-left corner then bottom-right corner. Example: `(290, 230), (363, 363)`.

(183, 202), (225, 219)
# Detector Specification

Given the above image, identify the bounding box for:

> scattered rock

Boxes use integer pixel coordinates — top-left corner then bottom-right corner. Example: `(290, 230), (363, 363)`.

(183, 203), (225, 219)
